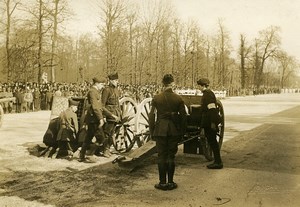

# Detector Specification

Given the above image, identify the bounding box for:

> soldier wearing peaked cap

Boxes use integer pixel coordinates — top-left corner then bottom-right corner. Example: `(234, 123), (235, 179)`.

(197, 77), (223, 169)
(149, 74), (187, 191)
(101, 72), (121, 155)
(107, 72), (118, 80)
(79, 77), (116, 162)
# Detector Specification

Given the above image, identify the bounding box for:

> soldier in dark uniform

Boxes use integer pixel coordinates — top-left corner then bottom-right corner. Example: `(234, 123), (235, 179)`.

(197, 78), (223, 169)
(101, 73), (121, 155)
(79, 77), (116, 162)
(149, 74), (187, 191)
(56, 99), (79, 158)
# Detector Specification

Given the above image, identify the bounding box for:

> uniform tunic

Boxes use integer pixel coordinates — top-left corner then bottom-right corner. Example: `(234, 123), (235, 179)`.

(101, 85), (121, 121)
(57, 107), (78, 142)
(149, 87), (187, 163)
(200, 88), (222, 164)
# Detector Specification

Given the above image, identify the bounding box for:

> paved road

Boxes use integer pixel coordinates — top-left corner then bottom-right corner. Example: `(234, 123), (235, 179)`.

(100, 97), (299, 207)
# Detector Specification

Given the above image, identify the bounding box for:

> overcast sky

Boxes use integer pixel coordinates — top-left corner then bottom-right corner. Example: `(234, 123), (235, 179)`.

(69, 0), (300, 61)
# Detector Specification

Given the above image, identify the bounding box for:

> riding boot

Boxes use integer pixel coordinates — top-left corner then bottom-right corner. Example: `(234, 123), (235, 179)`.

(211, 144), (222, 164)
(167, 162), (175, 183)
(79, 143), (88, 161)
(158, 163), (167, 184)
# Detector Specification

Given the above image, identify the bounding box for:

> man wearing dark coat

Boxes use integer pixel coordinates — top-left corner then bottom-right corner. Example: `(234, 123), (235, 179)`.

(79, 77), (116, 162)
(45, 89), (53, 110)
(101, 72), (121, 154)
(197, 78), (223, 169)
(56, 99), (79, 158)
(149, 74), (187, 191)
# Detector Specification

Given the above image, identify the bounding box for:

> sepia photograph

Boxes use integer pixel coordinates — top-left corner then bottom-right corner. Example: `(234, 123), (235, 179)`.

(0, 0), (300, 206)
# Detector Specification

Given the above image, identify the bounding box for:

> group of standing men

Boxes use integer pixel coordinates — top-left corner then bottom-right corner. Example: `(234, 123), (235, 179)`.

(79, 73), (121, 162)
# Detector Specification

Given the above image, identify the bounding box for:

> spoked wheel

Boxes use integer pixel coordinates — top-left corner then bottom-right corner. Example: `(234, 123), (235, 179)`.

(204, 99), (225, 161)
(112, 97), (138, 152)
(0, 105), (4, 128)
(135, 98), (152, 147)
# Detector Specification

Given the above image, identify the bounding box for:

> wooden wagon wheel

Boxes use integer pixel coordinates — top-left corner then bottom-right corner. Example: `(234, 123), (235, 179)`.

(112, 97), (138, 152)
(0, 104), (4, 128)
(203, 99), (225, 161)
(135, 98), (153, 147)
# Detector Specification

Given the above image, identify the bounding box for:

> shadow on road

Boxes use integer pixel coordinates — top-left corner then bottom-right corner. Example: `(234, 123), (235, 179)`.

(222, 105), (300, 175)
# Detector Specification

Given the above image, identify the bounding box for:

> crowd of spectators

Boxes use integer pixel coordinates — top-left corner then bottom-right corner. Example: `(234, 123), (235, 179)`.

(0, 81), (297, 115)
(0, 81), (161, 114)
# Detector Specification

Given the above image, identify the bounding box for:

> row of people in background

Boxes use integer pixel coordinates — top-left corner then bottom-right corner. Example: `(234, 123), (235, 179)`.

(1, 80), (297, 115)
(0, 81), (159, 114)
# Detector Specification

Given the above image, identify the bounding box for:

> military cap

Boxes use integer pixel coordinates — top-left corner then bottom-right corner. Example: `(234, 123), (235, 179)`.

(92, 77), (107, 84)
(108, 72), (118, 80)
(197, 78), (210, 86)
(69, 99), (79, 106)
(162, 74), (174, 85)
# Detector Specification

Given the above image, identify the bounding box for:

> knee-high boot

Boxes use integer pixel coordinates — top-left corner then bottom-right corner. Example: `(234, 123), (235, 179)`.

(79, 143), (88, 160)
(167, 162), (175, 183)
(158, 163), (167, 184)
(211, 143), (222, 164)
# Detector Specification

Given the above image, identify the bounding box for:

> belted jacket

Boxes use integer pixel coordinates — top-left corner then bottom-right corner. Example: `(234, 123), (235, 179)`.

(149, 88), (187, 137)
(57, 107), (78, 141)
(85, 86), (114, 124)
(101, 85), (122, 121)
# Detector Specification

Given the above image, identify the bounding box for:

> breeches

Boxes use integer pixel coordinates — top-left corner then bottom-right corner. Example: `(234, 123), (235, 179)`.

(155, 136), (179, 164)
(204, 127), (222, 163)
(204, 127), (218, 148)
(85, 123), (106, 145)
(103, 121), (117, 138)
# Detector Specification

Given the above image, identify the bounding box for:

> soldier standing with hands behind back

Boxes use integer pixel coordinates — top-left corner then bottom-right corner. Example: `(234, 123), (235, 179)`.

(197, 78), (223, 169)
(149, 74), (187, 191)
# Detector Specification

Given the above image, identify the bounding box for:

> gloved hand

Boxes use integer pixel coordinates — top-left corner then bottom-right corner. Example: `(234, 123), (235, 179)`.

(112, 115), (120, 123)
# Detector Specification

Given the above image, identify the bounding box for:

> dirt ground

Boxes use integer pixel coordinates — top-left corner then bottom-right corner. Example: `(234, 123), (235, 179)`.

(0, 93), (300, 207)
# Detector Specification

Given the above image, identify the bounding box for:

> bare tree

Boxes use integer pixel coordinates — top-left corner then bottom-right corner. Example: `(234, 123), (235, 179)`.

(215, 19), (232, 87)
(276, 50), (297, 89)
(253, 26), (281, 89)
(49, 0), (70, 82)
(239, 34), (252, 90)
(1, 0), (20, 82)
(99, 0), (127, 76)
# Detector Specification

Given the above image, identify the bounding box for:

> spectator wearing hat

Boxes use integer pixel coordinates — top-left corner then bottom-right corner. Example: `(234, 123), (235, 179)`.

(101, 72), (121, 155)
(149, 74), (187, 191)
(33, 87), (41, 111)
(197, 78), (223, 169)
(55, 99), (79, 159)
(45, 89), (53, 110)
(79, 77), (115, 162)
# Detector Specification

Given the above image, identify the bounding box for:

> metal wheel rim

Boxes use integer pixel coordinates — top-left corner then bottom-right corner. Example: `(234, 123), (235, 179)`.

(112, 97), (137, 152)
(135, 98), (152, 147)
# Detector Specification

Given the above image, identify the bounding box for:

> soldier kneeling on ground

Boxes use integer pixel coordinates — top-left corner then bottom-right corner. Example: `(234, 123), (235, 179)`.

(55, 99), (79, 159)
(42, 99), (79, 159)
